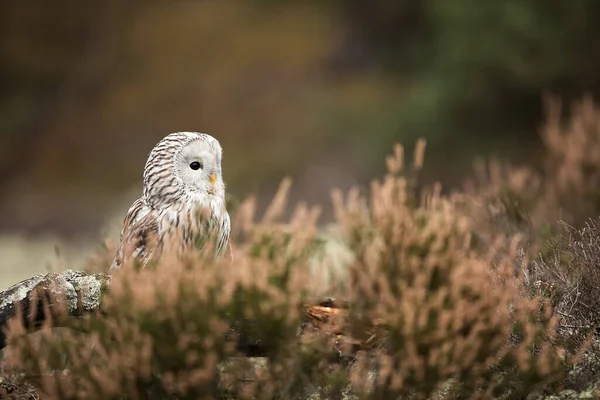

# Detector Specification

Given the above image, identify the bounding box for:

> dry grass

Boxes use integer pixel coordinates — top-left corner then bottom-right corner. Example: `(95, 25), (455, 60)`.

(5, 97), (600, 399)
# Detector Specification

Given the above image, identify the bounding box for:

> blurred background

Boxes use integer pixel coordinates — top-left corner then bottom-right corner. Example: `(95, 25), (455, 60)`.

(1, 0), (599, 286)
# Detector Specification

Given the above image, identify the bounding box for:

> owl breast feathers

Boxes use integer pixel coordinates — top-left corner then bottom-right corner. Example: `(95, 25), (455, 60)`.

(111, 132), (231, 270)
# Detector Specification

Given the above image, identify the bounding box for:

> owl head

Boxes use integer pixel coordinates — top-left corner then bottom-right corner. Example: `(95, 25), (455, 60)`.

(142, 132), (226, 208)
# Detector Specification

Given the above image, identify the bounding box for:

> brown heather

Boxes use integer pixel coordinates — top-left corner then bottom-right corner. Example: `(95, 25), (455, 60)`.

(8, 98), (600, 398)
(464, 96), (600, 242)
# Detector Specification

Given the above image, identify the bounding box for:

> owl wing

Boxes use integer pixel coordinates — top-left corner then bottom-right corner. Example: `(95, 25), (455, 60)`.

(216, 210), (231, 259)
(110, 198), (159, 270)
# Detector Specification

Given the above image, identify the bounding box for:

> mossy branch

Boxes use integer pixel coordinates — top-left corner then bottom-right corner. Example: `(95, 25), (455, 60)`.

(0, 270), (349, 354)
(0, 270), (110, 349)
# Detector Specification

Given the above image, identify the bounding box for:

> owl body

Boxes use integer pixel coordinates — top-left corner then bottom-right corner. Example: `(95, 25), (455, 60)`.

(111, 132), (230, 270)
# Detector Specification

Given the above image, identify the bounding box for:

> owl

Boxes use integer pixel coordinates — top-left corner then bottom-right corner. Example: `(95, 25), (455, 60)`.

(110, 132), (231, 270)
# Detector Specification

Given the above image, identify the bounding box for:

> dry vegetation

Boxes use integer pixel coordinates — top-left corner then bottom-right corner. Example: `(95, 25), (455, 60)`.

(3, 97), (600, 399)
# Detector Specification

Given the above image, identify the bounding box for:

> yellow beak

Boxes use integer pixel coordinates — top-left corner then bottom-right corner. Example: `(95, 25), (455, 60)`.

(210, 172), (216, 185)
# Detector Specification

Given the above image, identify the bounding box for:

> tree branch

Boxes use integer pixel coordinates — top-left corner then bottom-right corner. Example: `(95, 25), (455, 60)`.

(0, 270), (110, 349)
(0, 270), (351, 355)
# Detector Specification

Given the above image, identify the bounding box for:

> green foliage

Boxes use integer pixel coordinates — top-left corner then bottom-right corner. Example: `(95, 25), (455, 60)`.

(6, 0), (600, 239)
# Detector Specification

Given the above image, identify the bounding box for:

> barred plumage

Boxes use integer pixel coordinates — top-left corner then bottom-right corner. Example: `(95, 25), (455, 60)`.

(111, 132), (231, 270)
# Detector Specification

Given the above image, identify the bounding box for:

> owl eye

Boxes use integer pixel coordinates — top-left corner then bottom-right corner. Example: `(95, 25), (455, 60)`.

(189, 161), (202, 170)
